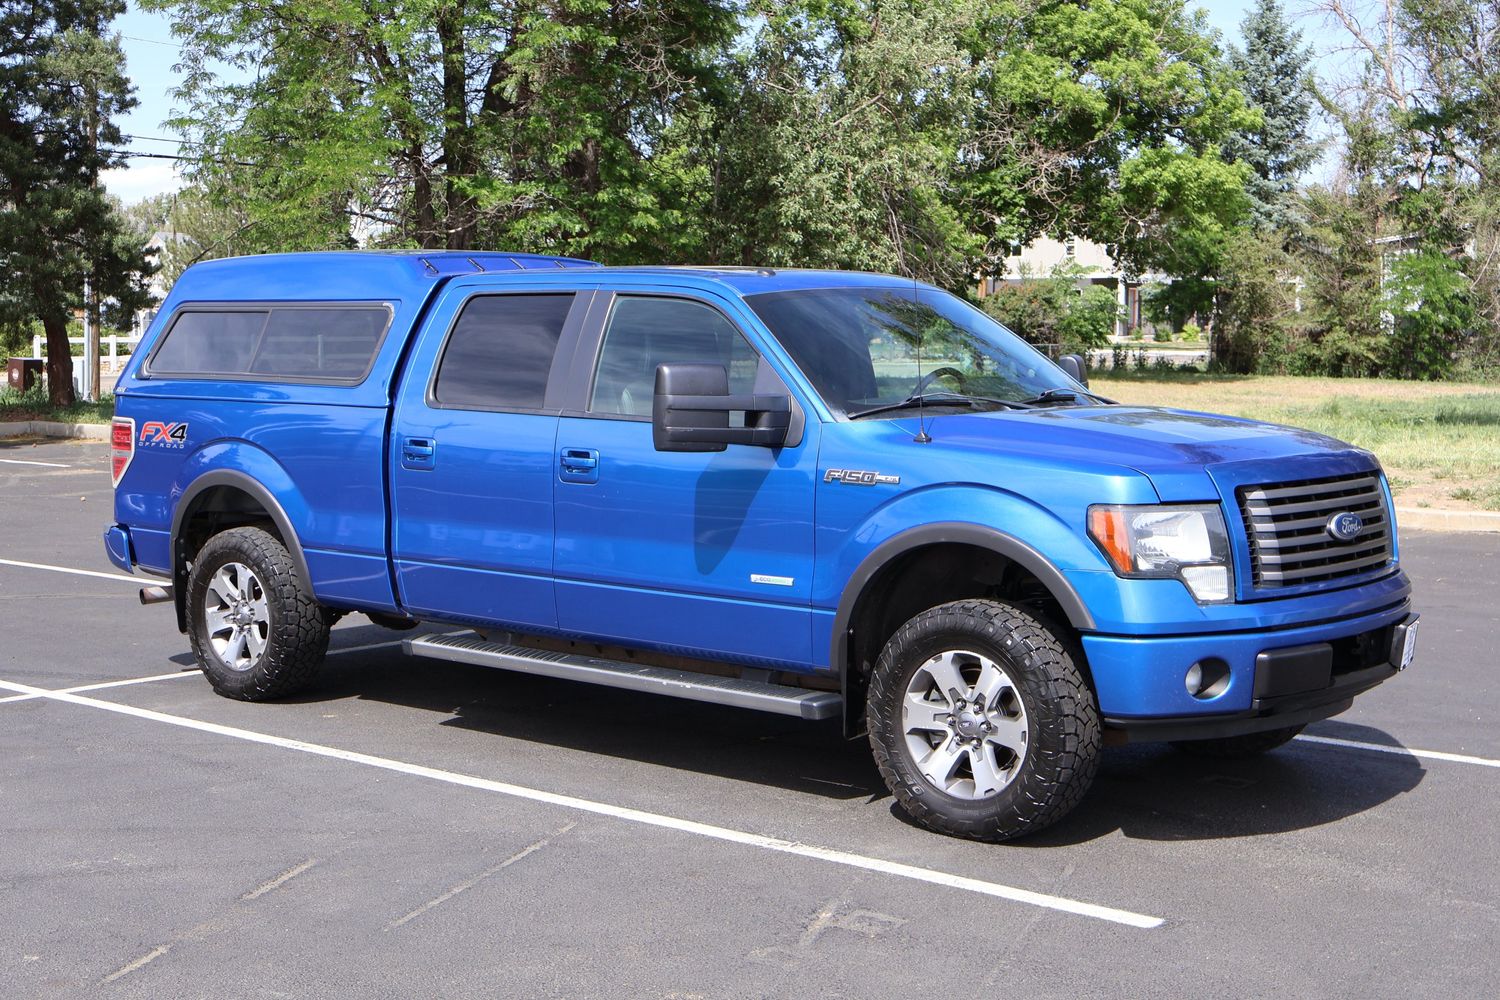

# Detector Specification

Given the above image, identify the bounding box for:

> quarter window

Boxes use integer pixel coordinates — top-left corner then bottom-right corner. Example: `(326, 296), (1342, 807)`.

(148, 305), (391, 382)
(590, 297), (758, 417)
(432, 294), (575, 410)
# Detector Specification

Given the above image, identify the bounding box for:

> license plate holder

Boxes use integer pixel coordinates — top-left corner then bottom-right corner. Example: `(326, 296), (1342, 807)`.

(1392, 616), (1419, 671)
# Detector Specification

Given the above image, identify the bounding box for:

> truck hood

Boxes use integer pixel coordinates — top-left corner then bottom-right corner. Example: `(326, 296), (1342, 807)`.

(918, 405), (1378, 502)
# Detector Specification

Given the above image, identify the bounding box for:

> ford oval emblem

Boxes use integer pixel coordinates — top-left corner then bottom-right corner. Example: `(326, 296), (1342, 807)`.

(1326, 511), (1365, 543)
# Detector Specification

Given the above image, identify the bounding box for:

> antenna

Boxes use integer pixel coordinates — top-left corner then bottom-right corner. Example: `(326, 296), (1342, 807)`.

(912, 272), (931, 443)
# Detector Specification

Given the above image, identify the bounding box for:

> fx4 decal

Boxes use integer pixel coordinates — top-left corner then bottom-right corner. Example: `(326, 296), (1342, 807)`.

(139, 421), (189, 447)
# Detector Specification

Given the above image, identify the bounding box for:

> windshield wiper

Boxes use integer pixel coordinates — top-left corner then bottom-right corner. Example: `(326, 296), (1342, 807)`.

(1013, 387), (1114, 407)
(850, 391), (1034, 420)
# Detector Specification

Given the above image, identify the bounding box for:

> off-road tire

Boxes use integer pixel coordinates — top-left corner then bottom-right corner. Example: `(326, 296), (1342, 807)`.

(187, 526), (331, 700)
(1170, 725), (1304, 758)
(867, 599), (1101, 842)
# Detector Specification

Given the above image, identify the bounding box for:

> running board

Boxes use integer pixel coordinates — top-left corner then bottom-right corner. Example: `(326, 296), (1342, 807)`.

(404, 633), (841, 721)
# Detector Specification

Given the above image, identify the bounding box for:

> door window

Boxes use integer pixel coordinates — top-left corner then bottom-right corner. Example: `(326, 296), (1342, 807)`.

(589, 296), (759, 417)
(433, 294), (575, 410)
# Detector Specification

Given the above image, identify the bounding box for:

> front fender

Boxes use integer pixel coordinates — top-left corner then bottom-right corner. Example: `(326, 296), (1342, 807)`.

(818, 485), (1112, 669)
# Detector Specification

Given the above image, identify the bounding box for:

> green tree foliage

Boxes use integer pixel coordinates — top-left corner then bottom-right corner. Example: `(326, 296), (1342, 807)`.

(981, 263), (1120, 353)
(1, 0), (154, 404)
(146, 0), (1256, 295)
(694, 2), (979, 285)
(1227, 0), (1317, 233)
(124, 187), (257, 286)
(145, 0), (739, 260)
(1209, 229), (1296, 373)
(959, 0), (1256, 284)
(1303, 0), (1498, 376)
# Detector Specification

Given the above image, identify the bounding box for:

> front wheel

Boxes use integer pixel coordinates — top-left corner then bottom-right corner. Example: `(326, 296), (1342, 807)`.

(867, 599), (1101, 842)
(187, 526), (331, 700)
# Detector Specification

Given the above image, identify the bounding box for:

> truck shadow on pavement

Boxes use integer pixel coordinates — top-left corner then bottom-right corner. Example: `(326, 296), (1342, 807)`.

(300, 629), (887, 802)
(297, 626), (1425, 839)
(1004, 729), (1424, 846)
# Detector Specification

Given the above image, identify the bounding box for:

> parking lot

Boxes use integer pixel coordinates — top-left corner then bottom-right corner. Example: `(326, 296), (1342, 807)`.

(2, 436), (1497, 998)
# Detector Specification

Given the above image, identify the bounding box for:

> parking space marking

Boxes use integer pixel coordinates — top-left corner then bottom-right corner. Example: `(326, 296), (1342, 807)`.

(242, 858), (318, 901)
(387, 822), (575, 930)
(0, 677), (1164, 929)
(0, 557), (141, 584)
(0, 670), (196, 705)
(1296, 734), (1500, 769)
(102, 943), (171, 984)
(0, 458), (70, 468)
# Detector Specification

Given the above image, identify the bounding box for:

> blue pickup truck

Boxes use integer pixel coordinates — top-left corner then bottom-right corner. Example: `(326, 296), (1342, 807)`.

(105, 251), (1418, 840)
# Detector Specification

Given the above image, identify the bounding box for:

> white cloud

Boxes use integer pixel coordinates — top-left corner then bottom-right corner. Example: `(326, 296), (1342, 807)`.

(102, 159), (184, 205)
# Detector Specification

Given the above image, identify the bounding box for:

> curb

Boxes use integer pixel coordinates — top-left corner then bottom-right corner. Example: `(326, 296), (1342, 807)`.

(1396, 507), (1500, 534)
(0, 420), (110, 441)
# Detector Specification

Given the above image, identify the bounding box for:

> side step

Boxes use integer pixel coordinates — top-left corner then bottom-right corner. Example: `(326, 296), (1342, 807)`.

(404, 632), (842, 721)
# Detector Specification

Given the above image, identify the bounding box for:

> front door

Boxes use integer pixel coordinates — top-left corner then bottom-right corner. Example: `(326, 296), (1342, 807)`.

(553, 292), (820, 669)
(391, 288), (589, 629)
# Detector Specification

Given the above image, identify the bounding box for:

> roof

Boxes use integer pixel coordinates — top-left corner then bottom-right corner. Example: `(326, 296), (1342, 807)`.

(173, 252), (922, 301)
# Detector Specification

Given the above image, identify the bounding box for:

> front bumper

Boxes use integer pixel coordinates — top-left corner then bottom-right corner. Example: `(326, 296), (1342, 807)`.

(1082, 601), (1415, 739)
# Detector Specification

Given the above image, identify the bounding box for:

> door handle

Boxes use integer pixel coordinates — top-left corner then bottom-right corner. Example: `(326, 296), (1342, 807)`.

(559, 447), (600, 483)
(402, 437), (436, 470)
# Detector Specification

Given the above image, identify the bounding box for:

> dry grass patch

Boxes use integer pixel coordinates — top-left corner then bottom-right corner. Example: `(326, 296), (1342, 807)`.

(1091, 373), (1500, 511)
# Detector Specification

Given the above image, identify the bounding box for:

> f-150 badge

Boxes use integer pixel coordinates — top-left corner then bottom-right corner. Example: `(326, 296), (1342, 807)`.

(824, 469), (900, 486)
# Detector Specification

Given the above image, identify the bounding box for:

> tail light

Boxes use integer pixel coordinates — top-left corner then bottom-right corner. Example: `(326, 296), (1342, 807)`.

(111, 416), (135, 486)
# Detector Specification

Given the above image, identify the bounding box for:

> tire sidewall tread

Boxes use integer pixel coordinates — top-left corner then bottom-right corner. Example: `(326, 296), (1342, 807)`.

(187, 526), (330, 701)
(867, 599), (1101, 842)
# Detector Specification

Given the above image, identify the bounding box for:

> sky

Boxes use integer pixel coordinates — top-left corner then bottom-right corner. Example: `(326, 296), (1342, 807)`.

(101, 0), (1348, 205)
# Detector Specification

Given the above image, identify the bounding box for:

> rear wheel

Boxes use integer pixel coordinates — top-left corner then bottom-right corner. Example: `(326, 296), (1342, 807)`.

(867, 599), (1101, 841)
(1170, 725), (1304, 758)
(187, 526), (331, 700)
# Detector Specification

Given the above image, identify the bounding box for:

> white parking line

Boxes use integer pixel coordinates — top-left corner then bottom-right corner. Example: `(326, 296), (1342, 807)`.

(0, 676), (1164, 929)
(0, 670), (196, 705)
(0, 557), (141, 584)
(1296, 734), (1500, 769)
(0, 458), (70, 468)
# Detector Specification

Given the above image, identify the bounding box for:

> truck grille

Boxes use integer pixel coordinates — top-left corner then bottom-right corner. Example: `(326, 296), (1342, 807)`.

(1237, 471), (1393, 589)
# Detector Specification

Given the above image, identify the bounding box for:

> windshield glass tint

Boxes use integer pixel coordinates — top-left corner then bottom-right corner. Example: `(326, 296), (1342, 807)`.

(746, 286), (1076, 416)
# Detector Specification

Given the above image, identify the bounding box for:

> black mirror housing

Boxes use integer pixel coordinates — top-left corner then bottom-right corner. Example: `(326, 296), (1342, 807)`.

(652, 363), (792, 452)
(1058, 353), (1089, 387)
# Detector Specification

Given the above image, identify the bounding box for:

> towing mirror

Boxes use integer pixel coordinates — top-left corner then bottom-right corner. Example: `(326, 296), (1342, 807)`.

(652, 363), (792, 452)
(1058, 353), (1089, 387)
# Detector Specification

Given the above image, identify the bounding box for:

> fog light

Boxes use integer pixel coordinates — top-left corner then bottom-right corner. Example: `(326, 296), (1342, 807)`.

(1185, 658), (1231, 700)
(1181, 565), (1230, 602)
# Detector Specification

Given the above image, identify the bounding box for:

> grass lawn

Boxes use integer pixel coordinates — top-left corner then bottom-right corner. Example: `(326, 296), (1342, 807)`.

(0, 386), (114, 426)
(1092, 372), (1500, 511)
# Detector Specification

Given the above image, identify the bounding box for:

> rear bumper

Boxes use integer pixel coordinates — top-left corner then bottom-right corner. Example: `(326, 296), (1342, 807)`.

(103, 524), (133, 573)
(1083, 601), (1415, 737)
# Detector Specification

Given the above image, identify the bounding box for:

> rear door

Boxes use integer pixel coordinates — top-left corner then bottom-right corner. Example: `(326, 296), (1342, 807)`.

(390, 282), (592, 628)
(552, 288), (821, 668)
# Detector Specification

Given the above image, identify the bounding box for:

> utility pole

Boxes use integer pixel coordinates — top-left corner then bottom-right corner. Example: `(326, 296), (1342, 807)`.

(85, 67), (101, 402)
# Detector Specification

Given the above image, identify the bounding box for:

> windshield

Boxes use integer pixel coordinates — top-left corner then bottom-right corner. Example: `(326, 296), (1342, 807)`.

(745, 285), (1083, 417)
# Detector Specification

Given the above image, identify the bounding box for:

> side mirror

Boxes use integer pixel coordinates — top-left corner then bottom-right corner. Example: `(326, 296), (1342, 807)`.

(1058, 353), (1088, 387)
(652, 363), (792, 452)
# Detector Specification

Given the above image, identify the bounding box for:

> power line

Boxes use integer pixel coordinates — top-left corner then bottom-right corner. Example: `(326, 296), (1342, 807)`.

(121, 34), (183, 49)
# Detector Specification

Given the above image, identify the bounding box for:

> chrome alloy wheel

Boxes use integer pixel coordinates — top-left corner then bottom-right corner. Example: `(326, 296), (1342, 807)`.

(203, 562), (269, 672)
(901, 649), (1029, 800)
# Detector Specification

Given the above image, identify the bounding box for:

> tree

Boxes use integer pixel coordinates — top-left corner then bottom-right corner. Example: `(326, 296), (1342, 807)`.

(958, 0), (1257, 285)
(1227, 0), (1318, 233)
(0, 0), (154, 405)
(147, 0), (740, 260)
(981, 263), (1120, 354)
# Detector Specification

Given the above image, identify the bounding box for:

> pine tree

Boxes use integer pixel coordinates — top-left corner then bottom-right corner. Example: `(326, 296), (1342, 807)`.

(0, 0), (154, 405)
(1228, 0), (1318, 233)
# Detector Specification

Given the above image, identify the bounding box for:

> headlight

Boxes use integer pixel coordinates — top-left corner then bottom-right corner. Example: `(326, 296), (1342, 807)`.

(1088, 504), (1233, 603)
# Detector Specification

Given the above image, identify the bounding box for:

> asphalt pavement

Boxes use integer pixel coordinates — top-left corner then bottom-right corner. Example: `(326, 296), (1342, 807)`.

(1, 437), (1497, 998)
